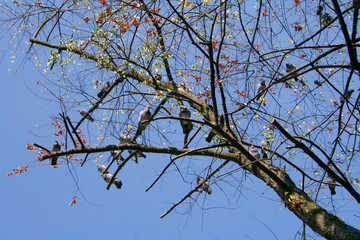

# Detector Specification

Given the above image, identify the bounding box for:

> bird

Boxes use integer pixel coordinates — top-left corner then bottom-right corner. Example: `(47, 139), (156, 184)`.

(206, 114), (224, 143)
(135, 105), (152, 137)
(118, 131), (144, 163)
(128, 150), (146, 164)
(111, 151), (124, 161)
(249, 145), (260, 174)
(119, 131), (136, 145)
(128, 150), (146, 158)
(96, 164), (110, 174)
(97, 81), (111, 98)
(261, 138), (270, 158)
(339, 89), (354, 104)
(51, 141), (61, 165)
(197, 176), (212, 195)
(51, 140), (61, 165)
(256, 81), (266, 100)
(96, 164), (122, 189)
(179, 105), (193, 147)
(78, 109), (95, 122)
(101, 173), (122, 189)
(286, 63), (300, 81)
(327, 174), (336, 195)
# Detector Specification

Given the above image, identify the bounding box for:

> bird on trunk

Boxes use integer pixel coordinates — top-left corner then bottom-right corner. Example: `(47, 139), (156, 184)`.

(261, 138), (270, 158)
(249, 145), (260, 174)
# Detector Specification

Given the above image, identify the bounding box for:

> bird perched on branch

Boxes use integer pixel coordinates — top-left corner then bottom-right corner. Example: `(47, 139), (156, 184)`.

(110, 151), (124, 161)
(256, 81), (266, 100)
(286, 63), (299, 81)
(197, 176), (212, 195)
(96, 164), (122, 189)
(206, 114), (224, 143)
(261, 138), (270, 158)
(128, 150), (146, 164)
(179, 105), (193, 147)
(101, 173), (122, 189)
(119, 131), (136, 145)
(129, 150), (146, 158)
(327, 174), (336, 195)
(339, 89), (354, 104)
(135, 105), (152, 137)
(97, 81), (111, 98)
(96, 164), (110, 174)
(118, 131), (145, 164)
(249, 145), (260, 174)
(51, 140), (61, 165)
(78, 109), (94, 122)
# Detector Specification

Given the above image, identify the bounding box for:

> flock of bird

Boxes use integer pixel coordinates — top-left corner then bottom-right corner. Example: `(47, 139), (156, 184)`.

(49, 64), (354, 194)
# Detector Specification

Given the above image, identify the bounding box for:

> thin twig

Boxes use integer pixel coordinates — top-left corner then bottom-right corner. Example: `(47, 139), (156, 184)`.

(34, 143), (51, 153)
(146, 144), (227, 192)
(66, 116), (86, 149)
(160, 160), (230, 218)
(59, 113), (77, 148)
(184, 124), (203, 148)
(74, 75), (125, 130)
(81, 153), (89, 166)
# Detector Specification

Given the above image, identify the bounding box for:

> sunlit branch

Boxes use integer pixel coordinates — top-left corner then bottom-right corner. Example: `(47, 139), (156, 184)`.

(33, 143), (51, 153)
(40, 144), (238, 162)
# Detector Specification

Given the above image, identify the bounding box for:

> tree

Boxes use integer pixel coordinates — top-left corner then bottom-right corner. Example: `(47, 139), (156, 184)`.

(2, 0), (360, 239)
